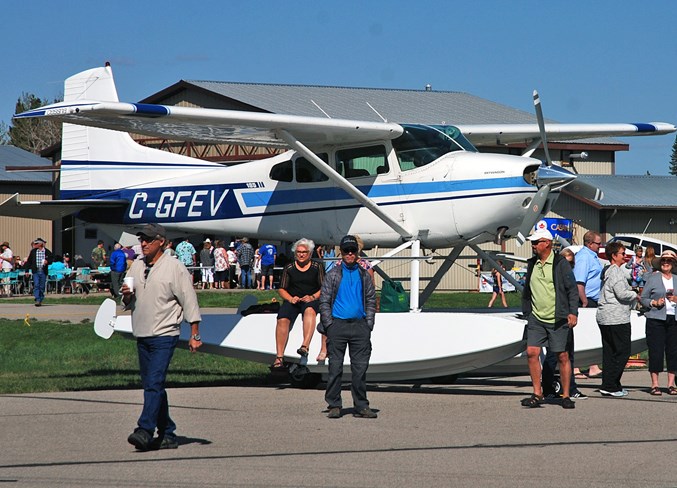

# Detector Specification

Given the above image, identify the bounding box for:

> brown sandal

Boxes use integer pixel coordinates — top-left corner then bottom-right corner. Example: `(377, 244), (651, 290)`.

(650, 386), (662, 396)
(668, 386), (677, 396)
(270, 356), (285, 369)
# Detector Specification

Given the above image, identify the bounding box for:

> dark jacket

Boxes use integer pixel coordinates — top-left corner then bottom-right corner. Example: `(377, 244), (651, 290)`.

(318, 262), (377, 333)
(25, 247), (53, 273)
(521, 252), (579, 321)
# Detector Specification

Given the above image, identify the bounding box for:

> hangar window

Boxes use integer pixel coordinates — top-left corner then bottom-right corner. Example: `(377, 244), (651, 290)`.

(270, 160), (293, 182)
(393, 124), (477, 171)
(336, 145), (388, 178)
(295, 154), (329, 183)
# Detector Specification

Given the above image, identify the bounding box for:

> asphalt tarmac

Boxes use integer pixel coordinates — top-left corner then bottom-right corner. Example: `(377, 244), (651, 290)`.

(1, 303), (675, 487)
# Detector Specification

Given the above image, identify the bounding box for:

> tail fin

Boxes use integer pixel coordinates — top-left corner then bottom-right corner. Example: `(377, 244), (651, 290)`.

(60, 65), (211, 197)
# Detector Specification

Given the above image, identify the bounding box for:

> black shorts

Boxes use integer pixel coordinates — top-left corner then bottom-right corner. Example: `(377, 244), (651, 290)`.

(277, 300), (319, 325)
(261, 263), (275, 276)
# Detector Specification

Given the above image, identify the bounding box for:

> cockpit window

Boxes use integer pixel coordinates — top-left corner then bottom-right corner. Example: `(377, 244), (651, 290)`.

(393, 124), (477, 171)
(296, 154), (329, 183)
(336, 145), (388, 178)
(270, 160), (293, 182)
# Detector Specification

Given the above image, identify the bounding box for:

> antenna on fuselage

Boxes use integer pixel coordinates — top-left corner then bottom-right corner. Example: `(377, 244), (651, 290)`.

(310, 100), (332, 118)
(366, 102), (387, 122)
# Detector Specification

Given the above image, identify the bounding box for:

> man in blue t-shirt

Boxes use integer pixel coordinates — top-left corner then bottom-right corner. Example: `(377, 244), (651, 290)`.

(258, 243), (277, 290)
(109, 242), (128, 298)
(318, 235), (377, 419)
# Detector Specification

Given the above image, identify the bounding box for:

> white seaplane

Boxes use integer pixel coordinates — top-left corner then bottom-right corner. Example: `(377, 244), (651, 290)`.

(6, 64), (673, 385)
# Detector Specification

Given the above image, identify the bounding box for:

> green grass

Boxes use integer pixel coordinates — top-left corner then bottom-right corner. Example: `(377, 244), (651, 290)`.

(0, 291), (521, 394)
(0, 289), (518, 309)
(0, 319), (270, 394)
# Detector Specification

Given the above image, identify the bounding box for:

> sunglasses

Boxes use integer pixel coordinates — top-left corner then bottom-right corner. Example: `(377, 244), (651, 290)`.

(342, 247), (358, 254)
(530, 240), (549, 246)
(138, 236), (157, 243)
(296, 250), (309, 254)
(591, 241), (602, 246)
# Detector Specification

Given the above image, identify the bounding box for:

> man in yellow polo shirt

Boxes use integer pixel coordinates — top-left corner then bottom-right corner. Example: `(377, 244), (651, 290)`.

(520, 228), (579, 409)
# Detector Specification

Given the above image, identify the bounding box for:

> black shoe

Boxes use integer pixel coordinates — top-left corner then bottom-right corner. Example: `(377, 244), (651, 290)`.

(34, 301), (42, 307)
(150, 436), (178, 450)
(561, 397), (576, 409)
(353, 408), (377, 418)
(327, 407), (342, 419)
(127, 428), (153, 451)
(296, 346), (309, 357)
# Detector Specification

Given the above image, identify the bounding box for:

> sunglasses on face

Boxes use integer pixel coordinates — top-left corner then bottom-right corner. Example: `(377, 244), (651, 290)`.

(138, 236), (156, 243)
(342, 247), (358, 254)
(530, 240), (549, 246)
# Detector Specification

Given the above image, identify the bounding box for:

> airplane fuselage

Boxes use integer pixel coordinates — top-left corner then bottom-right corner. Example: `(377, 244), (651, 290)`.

(66, 131), (546, 248)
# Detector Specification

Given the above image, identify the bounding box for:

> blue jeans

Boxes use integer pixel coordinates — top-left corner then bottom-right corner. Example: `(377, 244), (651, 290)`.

(136, 335), (179, 439)
(33, 270), (46, 302)
(239, 265), (251, 288)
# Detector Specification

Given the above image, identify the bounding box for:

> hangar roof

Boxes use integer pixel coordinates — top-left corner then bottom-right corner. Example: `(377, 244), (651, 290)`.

(570, 175), (677, 208)
(0, 146), (52, 183)
(145, 81), (621, 146)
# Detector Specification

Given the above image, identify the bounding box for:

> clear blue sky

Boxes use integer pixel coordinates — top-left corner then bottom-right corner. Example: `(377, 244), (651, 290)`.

(3, 1), (676, 174)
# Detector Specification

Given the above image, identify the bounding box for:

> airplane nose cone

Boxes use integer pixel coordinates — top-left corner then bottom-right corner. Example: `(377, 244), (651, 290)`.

(535, 164), (577, 187)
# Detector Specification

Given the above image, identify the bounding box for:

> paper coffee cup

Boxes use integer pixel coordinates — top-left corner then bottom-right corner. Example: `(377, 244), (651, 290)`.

(123, 277), (134, 293)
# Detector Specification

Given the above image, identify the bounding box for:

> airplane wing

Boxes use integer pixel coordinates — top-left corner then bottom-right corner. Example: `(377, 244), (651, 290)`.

(0, 193), (127, 220)
(14, 100), (404, 148)
(455, 123), (677, 146)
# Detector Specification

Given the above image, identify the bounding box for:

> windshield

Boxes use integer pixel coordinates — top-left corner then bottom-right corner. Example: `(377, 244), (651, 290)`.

(392, 124), (477, 171)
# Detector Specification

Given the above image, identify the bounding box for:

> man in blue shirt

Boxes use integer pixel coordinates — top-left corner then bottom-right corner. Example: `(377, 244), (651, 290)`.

(573, 230), (605, 378)
(109, 242), (128, 298)
(318, 235), (377, 419)
(258, 243), (277, 290)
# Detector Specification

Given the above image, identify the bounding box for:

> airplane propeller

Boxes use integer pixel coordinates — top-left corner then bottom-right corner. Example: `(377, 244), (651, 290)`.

(515, 91), (603, 246)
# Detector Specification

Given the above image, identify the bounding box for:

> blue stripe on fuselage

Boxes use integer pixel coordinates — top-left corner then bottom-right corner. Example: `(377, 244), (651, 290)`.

(242, 176), (528, 207)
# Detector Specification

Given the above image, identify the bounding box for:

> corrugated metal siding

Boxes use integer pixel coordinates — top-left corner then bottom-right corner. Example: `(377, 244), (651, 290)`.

(0, 192), (53, 261)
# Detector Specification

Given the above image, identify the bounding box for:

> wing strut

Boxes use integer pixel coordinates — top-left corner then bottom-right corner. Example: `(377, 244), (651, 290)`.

(277, 129), (414, 240)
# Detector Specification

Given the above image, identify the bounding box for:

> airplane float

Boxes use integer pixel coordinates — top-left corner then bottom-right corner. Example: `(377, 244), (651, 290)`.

(5, 64), (674, 385)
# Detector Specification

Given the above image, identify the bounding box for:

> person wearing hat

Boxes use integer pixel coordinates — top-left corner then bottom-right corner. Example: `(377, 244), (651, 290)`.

(25, 238), (53, 306)
(122, 223), (202, 451)
(318, 235), (377, 419)
(227, 242), (238, 288)
(640, 249), (677, 395)
(520, 228), (579, 409)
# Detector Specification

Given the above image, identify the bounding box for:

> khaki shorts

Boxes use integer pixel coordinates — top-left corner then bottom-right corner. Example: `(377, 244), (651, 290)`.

(526, 315), (570, 352)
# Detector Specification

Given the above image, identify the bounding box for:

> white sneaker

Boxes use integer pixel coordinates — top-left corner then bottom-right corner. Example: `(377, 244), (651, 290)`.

(600, 389), (626, 397)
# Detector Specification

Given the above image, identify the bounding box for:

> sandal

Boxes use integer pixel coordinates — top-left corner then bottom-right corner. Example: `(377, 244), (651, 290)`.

(297, 345), (309, 358)
(650, 386), (662, 396)
(270, 356), (285, 369)
(520, 394), (544, 408)
(316, 351), (327, 361)
(668, 386), (677, 396)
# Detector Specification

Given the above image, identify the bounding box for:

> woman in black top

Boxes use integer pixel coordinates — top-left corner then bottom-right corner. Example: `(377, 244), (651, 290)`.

(272, 238), (324, 369)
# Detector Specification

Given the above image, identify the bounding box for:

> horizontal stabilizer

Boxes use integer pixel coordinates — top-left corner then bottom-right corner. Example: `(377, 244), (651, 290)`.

(0, 193), (127, 220)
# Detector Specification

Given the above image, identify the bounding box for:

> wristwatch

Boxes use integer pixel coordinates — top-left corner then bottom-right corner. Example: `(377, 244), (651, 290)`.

(191, 334), (201, 341)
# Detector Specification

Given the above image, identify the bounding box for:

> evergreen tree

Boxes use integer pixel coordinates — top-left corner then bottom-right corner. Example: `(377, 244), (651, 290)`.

(670, 134), (677, 176)
(0, 93), (62, 153)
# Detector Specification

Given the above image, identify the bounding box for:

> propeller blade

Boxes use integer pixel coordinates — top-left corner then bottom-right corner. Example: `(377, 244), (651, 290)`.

(566, 179), (604, 201)
(533, 90), (552, 166)
(516, 184), (550, 246)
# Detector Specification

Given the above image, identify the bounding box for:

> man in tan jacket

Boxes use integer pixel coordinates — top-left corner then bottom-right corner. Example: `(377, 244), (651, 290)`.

(122, 223), (202, 451)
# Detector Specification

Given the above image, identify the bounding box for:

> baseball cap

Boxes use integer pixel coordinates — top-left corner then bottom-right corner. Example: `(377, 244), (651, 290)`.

(229, 242), (235, 248)
(526, 228), (554, 241)
(33, 237), (46, 244)
(136, 223), (167, 240)
(339, 235), (359, 251)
